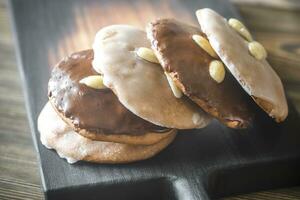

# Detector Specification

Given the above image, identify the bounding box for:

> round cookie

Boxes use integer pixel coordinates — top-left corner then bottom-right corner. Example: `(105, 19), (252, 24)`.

(147, 19), (254, 128)
(92, 25), (211, 129)
(196, 8), (288, 122)
(38, 102), (177, 164)
(48, 49), (173, 145)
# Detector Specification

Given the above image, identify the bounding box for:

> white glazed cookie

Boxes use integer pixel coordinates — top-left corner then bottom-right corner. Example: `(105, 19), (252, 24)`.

(196, 8), (288, 122)
(92, 25), (211, 129)
(38, 102), (177, 164)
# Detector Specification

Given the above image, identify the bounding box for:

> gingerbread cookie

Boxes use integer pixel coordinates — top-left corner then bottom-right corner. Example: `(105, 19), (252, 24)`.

(48, 50), (173, 145)
(196, 8), (288, 122)
(92, 25), (211, 129)
(38, 102), (176, 164)
(147, 19), (254, 128)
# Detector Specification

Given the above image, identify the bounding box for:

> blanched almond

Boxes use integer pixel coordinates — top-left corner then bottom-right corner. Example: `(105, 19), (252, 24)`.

(192, 34), (218, 58)
(164, 72), (183, 98)
(228, 18), (253, 42)
(136, 47), (159, 64)
(248, 41), (267, 60)
(79, 75), (105, 89)
(209, 60), (225, 83)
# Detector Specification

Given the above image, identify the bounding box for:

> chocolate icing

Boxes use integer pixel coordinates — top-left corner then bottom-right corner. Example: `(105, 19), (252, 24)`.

(48, 50), (165, 135)
(147, 19), (254, 128)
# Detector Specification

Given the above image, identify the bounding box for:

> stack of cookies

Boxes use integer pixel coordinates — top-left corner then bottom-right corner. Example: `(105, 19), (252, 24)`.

(38, 8), (288, 164)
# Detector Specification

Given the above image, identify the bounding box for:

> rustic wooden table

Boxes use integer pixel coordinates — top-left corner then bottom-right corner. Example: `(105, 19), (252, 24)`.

(0, 0), (300, 199)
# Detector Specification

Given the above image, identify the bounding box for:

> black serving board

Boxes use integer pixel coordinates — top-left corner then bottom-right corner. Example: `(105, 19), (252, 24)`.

(9, 0), (300, 199)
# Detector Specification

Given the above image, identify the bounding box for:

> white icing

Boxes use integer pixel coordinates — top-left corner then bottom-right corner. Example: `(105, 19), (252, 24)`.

(92, 25), (211, 129)
(40, 135), (51, 149)
(38, 103), (79, 164)
(196, 8), (288, 121)
(57, 151), (78, 164)
(92, 56), (102, 74)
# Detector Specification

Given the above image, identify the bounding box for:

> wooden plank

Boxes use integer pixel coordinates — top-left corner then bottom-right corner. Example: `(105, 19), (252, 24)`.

(7, 1), (239, 199)
(1, 0), (300, 199)
(0, 178), (43, 200)
(231, 0), (300, 10)
(0, 1), (43, 199)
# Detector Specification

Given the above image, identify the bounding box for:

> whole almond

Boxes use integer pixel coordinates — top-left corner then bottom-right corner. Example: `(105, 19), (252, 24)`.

(248, 41), (267, 60)
(164, 72), (183, 98)
(228, 18), (253, 42)
(79, 75), (105, 89)
(136, 47), (159, 64)
(209, 60), (225, 83)
(192, 34), (218, 58)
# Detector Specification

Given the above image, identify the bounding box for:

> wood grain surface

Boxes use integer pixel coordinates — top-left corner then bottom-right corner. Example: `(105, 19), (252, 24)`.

(1, 0), (300, 199)
(0, 1), (43, 199)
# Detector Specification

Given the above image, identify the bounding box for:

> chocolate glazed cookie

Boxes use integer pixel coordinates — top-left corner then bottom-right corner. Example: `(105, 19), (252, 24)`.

(92, 25), (211, 129)
(38, 102), (177, 164)
(48, 49), (174, 145)
(147, 19), (254, 128)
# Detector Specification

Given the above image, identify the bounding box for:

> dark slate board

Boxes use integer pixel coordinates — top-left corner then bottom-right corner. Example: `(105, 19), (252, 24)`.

(8, 0), (300, 199)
